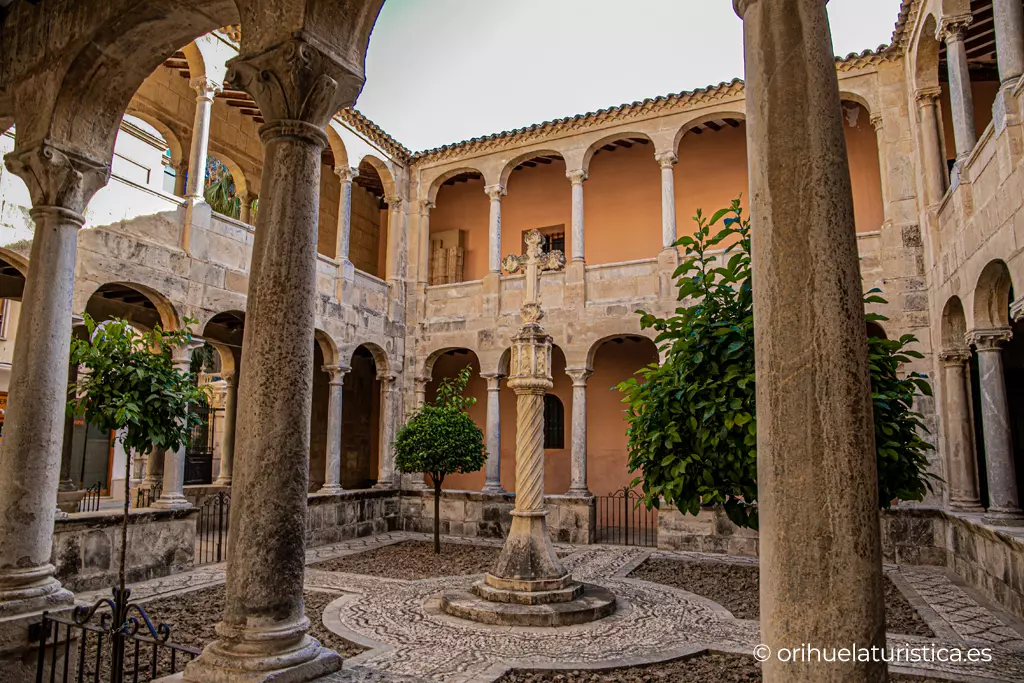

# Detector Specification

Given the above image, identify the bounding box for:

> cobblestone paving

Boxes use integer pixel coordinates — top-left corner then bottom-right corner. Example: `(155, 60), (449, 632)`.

(85, 533), (1024, 682)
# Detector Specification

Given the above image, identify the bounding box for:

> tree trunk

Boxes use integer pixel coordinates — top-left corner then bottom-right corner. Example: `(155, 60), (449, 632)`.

(433, 479), (442, 554)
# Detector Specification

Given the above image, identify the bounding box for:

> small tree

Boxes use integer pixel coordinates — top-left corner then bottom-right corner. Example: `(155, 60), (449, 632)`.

(394, 367), (486, 553)
(68, 314), (209, 590)
(618, 199), (938, 530)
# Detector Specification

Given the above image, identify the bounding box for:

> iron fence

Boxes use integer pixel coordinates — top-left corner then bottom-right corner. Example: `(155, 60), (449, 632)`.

(596, 486), (658, 547)
(195, 491), (231, 565)
(183, 404), (221, 485)
(33, 586), (199, 683)
(135, 485), (160, 509)
(79, 481), (103, 513)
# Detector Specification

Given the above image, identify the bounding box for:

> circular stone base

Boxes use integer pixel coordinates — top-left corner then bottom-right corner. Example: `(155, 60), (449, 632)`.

(440, 583), (617, 627)
(474, 578), (583, 605)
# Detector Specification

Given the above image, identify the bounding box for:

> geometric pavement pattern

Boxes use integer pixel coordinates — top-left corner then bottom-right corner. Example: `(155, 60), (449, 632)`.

(85, 532), (1024, 683)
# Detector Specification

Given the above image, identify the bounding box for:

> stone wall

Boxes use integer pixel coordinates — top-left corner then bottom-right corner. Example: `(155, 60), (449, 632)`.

(51, 508), (197, 593)
(305, 490), (400, 547)
(398, 490), (596, 544)
(656, 505), (759, 557)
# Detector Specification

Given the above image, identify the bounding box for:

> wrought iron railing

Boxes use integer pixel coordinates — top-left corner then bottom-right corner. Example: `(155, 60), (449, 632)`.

(196, 492), (231, 565)
(79, 481), (103, 513)
(134, 485), (160, 509)
(34, 586), (199, 683)
(596, 486), (658, 547)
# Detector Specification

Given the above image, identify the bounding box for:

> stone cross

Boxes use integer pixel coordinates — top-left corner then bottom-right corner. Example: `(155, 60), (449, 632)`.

(502, 229), (565, 323)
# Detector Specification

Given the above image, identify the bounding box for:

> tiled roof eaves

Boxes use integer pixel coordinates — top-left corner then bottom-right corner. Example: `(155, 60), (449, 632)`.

(409, 47), (892, 164)
(890, 0), (917, 54)
(335, 108), (413, 164)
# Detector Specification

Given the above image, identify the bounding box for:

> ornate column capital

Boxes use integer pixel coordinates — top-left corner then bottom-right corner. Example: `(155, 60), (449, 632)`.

(484, 183), (507, 201)
(566, 169), (588, 186)
(220, 371), (237, 387)
(4, 142), (110, 216)
(334, 166), (356, 183)
(968, 327), (1013, 350)
(480, 372), (505, 390)
(419, 199), (435, 216)
(189, 76), (223, 100)
(385, 195), (402, 210)
(377, 371), (397, 385)
(226, 37), (364, 142)
(322, 364), (350, 385)
(733, 0), (758, 19)
(565, 367), (593, 387)
(870, 113), (884, 132)
(171, 338), (206, 369)
(939, 348), (971, 366)
(937, 15), (973, 43)
(915, 87), (942, 106)
(413, 373), (431, 386)
(655, 151), (678, 168)
(1011, 296), (1024, 322)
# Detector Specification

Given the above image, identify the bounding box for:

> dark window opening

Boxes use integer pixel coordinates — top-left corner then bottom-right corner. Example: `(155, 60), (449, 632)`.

(543, 394), (564, 449)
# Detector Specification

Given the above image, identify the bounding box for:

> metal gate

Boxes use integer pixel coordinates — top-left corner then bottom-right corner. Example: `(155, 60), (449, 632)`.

(183, 404), (219, 485)
(596, 486), (658, 547)
(195, 492), (231, 565)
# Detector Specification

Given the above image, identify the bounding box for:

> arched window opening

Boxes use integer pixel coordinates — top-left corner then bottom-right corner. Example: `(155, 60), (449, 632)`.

(543, 394), (565, 449)
(205, 157), (241, 219)
(866, 321), (887, 340)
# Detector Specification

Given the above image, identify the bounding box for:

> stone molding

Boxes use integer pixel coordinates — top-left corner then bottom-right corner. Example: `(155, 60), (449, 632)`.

(936, 14), (973, 43)
(1011, 296), (1024, 322)
(419, 199), (435, 215)
(484, 183), (507, 201)
(227, 38), (364, 131)
(189, 76), (223, 101)
(938, 348), (971, 365)
(870, 113), (884, 132)
(655, 151), (678, 168)
(565, 367), (593, 387)
(916, 87), (943, 105)
(480, 372), (504, 390)
(4, 142), (110, 215)
(566, 169), (588, 186)
(334, 166), (356, 182)
(322, 364), (350, 385)
(967, 327), (1013, 349)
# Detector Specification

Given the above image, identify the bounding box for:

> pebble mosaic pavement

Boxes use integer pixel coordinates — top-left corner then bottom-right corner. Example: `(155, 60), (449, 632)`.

(86, 532), (1024, 683)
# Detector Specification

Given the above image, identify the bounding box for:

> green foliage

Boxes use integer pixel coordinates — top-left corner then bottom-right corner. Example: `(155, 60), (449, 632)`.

(204, 158), (241, 219)
(618, 199), (937, 530)
(68, 314), (209, 457)
(394, 367), (486, 488)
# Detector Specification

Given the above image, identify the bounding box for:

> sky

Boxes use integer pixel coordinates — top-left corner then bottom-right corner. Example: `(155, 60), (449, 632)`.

(354, 0), (904, 153)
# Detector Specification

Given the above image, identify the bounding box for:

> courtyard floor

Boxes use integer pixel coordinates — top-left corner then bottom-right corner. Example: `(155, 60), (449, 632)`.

(77, 532), (1024, 682)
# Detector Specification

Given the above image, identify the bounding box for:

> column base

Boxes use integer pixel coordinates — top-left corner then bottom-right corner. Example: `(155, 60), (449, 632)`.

(984, 507), (1024, 527)
(152, 493), (192, 510)
(317, 484), (344, 495)
(372, 481), (395, 491)
(213, 477), (232, 487)
(481, 484), (507, 494)
(949, 499), (985, 513)
(564, 487), (592, 498)
(489, 510), (565, 583)
(181, 636), (340, 683)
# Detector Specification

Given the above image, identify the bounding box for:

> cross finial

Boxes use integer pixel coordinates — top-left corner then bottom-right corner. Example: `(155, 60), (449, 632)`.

(502, 229), (566, 323)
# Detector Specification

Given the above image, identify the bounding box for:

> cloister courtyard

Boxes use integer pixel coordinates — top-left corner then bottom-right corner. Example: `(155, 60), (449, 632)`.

(3, 0), (1024, 681)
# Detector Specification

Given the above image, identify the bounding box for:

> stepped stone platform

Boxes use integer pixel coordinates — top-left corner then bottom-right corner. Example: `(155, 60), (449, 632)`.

(440, 581), (617, 627)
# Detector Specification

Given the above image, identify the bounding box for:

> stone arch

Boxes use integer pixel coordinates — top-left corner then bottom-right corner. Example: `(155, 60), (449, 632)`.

(584, 331), (658, 369)
(314, 329), (340, 367)
(673, 111), (746, 152)
(942, 296), (969, 350)
(346, 341), (390, 377)
(581, 132), (655, 173)
(83, 281), (181, 331)
(180, 33), (233, 87)
(839, 92), (875, 117)
(426, 166), (488, 204)
(499, 149), (567, 188)
(423, 345), (481, 379)
(326, 124), (350, 172)
(123, 107), (185, 169)
(0, 249), (27, 301)
(0, 247), (29, 277)
(206, 147), (251, 206)
(914, 12), (942, 92)
(358, 154), (398, 200)
(973, 260), (1014, 329)
(866, 321), (888, 341)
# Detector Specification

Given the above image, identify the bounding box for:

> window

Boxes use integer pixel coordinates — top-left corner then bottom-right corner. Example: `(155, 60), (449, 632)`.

(543, 394), (564, 449)
(523, 225), (565, 256)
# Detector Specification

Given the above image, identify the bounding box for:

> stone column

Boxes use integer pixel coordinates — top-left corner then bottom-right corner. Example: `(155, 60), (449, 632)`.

(0, 144), (108, 625)
(485, 184), (506, 273)
(735, 2), (887, 681)
(917, 88), (947, 206)
(940, 350), (983, 511)
(385, 197), (404, 281)
(413, 375), (428, 407)
(567, 170), (587, 262)
(184, 37), (361, 683)
(143, 449), (165, 491)
(481, 373), (505, 493)
(239, 191), (258, 225)
(939, 17), (978, 160)
(153, 341), (203, 510)
(565, 368), (592, 496)
(319, 365), (348, 494)
(374, 373), (397, 489)
(969, 328), (1024, 523)
(334, 167), (354, 267)
(213, 372), (238, 486)
(404, 376), (429, 490)
(870, 114), (891, 222)
(418, 200), (434, 285)
(995, 0), (1024, 85)
(172, 158), (188, 197)
(655, 151), (678, 250)
(184, 77), (222, 201)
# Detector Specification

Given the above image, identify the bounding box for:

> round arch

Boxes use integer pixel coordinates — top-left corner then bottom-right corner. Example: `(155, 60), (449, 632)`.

(346, 341), (391, 377)
(499, 149), (567, 188)
(839, 92), (875, 117)
(584, 332), (658, 369)
(326, 125), (350, 172)
(423, 344), (481, 379)
(426, 166), (488, 204)
(123, 107), (185, 168)
(84, 281), (181, 331)
(942, 296), (969, 350)
(206, 146), (250, 202)
(358, 155), (397, 200)
(0, 247), (29, 277)
(673, 111), (746, 152)
(913, 12), (942, 92)
(314, 329), (340, 367)
(581, 132), (654, 173)
(974, 260), (1014, 330)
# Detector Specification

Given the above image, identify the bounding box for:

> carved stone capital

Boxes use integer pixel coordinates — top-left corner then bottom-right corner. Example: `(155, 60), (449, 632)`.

(385, 195), (402, 210)
(480, 372), (504, 391)
(226, 37), (363, 135)
(4, 142), (110, 215)
(377, 372), (397, 385)
(323, 365), (350, 386)
(968, 327), (1013, 350)
(565, 367), (593, 386)
(334, 166), (356, 183)
(939, 348), (970, 366)
(420, 199), (435, 216)
(915, 87), (942, 106)
(190, 77), (223, 100)
(413, 374), (431, 387)
(1011, 296), (1024, 323)
(566, 169), (588, 186)
(870, 113), (884, 132)
(484, 183), (507, 201)
(171, 338), (206, 368)
(733, 0), (758, 19)
(937, 15), (973, 43)
(655, 151), (678, 168)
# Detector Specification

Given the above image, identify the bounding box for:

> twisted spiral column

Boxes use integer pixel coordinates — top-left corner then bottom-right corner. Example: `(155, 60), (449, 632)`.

(513, 390), (545, 514)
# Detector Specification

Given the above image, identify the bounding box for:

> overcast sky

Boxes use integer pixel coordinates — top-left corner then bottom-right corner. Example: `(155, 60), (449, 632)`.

(354, 0), (903, 153)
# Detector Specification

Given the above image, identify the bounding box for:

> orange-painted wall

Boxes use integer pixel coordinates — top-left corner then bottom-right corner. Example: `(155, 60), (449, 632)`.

(842, 103), (885, 233)
(501, 160), (573, 267)
(940, 79), (1000, 162)
(430, 178), (490, 281)
(586, 143), (661, 264)
(675, 124), (750, 238)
